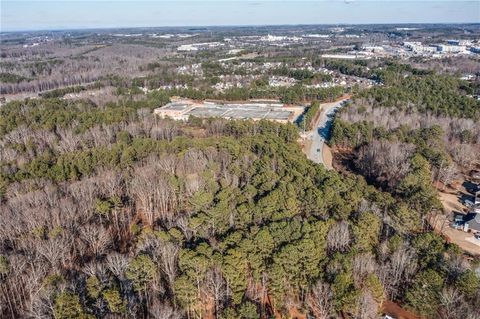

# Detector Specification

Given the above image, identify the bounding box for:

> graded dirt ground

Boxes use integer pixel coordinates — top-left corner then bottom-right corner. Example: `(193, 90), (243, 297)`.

(322, 144), (333, 170)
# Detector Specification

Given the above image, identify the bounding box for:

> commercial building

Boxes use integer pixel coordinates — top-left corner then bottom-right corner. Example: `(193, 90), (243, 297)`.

(154, 102), (196, 120)
(403, 42), (437, 54)
(154, 99), (303, 123)
(447, 40), (473, 46)
(470, 47), (480, 54)
(320, 54), (371, 60)
(436, 44), (467, 54)
(177, 44), (198, 52)
(362, 46), (384, 53)
(177, 42), (224, 52)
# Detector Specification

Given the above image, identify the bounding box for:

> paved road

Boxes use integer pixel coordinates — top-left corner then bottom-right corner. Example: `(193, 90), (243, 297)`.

(305, 98), (349, 166)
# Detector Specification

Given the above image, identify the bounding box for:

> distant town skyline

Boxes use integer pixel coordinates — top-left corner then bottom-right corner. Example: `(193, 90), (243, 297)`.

(1, 1), (479, 32)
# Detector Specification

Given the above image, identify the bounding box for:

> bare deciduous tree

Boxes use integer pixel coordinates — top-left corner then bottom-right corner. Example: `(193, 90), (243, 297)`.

(36, 235), (72, 267)
(129, 164), (177, 225)
(327, 221), (350, 252)
(438, 288), (465, 319)
(434, 161), (458, 189)
(355, 140), (414, 189)
(157, 242), (180, 290)
(105, 253), (129, 279)
(378, 247), (417, 299)
(451, 143), (477, 170)
(202, 267), (228, 318)
(80, 225), (111, 257)
(148, 302), (183, 319)
(352, 253), (376, 286)
(356, 291), (378, 319)
(307, 281), (333, 319)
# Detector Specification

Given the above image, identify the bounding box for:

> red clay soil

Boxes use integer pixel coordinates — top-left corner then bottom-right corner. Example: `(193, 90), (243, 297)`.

(333, 94), (352, 102)
(433, 180), (460, 194)
(382, 301), (421, 319)
(263, 292), (306, 319)
(202, 298), (215, 319)
(322, 144), (334, 170)
(300, 138), (312, 154)
(245, 280), (279, 319)
(287, 307), (306, 319)
(265, 293), (282, 319)
(198, 292), (216, 319)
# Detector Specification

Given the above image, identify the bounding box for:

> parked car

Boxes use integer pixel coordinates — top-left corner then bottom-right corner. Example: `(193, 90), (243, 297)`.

(451, 221), (463, 230)
(464, 198), (475, 207)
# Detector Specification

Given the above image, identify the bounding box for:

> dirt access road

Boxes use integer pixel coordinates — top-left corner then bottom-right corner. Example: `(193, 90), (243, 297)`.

(304, 97), (350, 169)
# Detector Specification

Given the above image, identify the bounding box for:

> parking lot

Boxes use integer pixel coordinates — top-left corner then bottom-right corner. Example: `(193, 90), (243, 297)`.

(155, 99), (304, 123)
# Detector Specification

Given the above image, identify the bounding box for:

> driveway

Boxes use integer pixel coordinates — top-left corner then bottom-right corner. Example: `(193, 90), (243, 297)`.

(434, 190), (480, 256)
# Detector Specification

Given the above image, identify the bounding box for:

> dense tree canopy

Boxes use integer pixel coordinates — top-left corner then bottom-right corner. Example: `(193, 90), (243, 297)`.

(1, 49), (479, 319)
(1, 93), (478, 319)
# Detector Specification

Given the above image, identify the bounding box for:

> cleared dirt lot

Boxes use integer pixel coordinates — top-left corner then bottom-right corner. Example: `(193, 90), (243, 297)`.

(322, 144), (333, 170)
(438, 190), (467, 213)
(382, 300), (420, 319)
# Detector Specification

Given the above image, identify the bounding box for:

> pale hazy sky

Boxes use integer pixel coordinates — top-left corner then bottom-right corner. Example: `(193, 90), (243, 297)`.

(1, 1), (479, 32)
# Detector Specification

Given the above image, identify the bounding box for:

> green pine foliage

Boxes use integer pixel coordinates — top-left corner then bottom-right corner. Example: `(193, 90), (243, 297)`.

(126, 255), (157, 292)
(0, 91), (478, 318)
(298, 101), (320, 130)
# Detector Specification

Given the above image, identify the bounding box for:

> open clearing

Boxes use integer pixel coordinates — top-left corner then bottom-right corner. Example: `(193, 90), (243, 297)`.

(322, 144), (333, 170)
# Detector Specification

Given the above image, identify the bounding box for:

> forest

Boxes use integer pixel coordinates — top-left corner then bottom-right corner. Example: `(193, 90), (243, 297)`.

(1, 26), (480, 319)
(1, 84), (479, 319)
(331, 73), (480, 189)
(328, 71), (479, 316)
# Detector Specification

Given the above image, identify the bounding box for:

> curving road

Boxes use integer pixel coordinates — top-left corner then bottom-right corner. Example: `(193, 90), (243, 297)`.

(305, 98), (349, 167)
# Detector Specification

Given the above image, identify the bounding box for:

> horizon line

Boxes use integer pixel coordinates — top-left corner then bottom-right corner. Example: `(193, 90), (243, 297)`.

(3, 22), (480, 34)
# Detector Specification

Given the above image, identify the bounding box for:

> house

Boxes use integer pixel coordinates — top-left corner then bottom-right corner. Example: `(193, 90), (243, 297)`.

(462, 212), (480, 232)
(453, 192), (480, 232)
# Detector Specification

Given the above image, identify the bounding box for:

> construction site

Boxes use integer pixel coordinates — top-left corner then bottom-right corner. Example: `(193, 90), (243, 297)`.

(154, 98), (304, 123)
